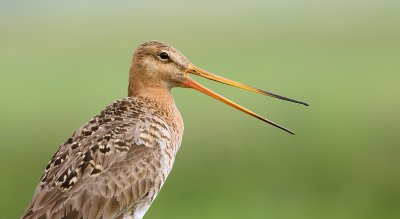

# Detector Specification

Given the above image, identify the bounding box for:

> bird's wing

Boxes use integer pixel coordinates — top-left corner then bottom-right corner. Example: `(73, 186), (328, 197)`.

(22, 97), (174, 219)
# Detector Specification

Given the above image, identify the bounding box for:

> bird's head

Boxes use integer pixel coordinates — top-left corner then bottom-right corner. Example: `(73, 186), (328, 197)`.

(129, 40), (308, 134)
(129, 41), (190, 89)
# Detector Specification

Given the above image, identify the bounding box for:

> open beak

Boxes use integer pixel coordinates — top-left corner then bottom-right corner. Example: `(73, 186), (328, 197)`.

(183, 64), (308, 135)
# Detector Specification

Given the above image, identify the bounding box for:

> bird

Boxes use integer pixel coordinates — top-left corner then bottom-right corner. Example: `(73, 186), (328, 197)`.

(22, 40), (308, 219)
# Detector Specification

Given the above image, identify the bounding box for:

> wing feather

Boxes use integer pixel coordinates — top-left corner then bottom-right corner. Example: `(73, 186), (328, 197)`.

(22, 97), (174, 219)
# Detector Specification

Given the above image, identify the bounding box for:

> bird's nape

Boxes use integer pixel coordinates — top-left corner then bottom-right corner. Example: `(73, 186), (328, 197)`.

(183, 64), (308, 135)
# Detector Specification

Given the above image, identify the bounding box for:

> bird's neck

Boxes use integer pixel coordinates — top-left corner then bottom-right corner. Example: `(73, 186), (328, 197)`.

(128, 83), (184, 141)
(128, 64), (177, 108)
(127, 68), (184, 135)
(129, 79), (181, 117)
(130, 85), (175, 107)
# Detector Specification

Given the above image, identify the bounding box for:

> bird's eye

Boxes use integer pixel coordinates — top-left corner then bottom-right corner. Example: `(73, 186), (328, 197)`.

(159, 52), (169, 60)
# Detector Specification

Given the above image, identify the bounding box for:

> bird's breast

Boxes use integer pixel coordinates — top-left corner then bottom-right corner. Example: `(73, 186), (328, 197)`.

(131, 96), (184, 168)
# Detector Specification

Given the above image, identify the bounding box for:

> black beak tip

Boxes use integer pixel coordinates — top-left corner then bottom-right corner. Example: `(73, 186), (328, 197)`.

(288, 130), (296, 135)
(280, 127), (295, 135)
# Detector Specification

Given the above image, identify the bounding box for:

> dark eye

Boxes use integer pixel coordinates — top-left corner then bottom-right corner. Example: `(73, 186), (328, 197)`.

(159, 52), (169, 60)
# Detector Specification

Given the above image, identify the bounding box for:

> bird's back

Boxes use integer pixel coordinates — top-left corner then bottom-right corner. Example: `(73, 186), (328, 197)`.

(22, 96), (184, 219)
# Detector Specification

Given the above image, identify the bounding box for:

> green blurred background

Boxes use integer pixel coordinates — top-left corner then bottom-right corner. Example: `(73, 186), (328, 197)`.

(1, 0), (399, 218)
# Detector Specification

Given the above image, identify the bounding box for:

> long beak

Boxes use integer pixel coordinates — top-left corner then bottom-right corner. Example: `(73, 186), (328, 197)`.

(184, 64), (308, 135)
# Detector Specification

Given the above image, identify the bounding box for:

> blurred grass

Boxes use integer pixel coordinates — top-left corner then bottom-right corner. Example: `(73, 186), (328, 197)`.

(1, 1), (400, 218)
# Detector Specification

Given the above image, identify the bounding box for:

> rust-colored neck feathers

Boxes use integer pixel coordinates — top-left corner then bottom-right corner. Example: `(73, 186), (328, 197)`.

(128, 53), (175, 106)
(127, 58), (184, 138)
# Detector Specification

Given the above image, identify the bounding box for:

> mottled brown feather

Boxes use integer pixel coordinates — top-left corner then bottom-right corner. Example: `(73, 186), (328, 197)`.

(22, 96), (183, 219)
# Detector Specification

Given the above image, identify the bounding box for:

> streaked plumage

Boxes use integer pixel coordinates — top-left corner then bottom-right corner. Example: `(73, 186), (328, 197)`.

(23, 96), (183, 219)
(23, 40), (307, 219)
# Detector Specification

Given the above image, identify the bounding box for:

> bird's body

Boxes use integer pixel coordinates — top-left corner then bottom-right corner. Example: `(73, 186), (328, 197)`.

(24, 95), (183, 219)
(23, 41), (307, 219)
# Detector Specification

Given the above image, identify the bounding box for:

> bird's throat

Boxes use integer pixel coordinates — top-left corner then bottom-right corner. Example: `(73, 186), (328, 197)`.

(129, 82), (178, 111)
